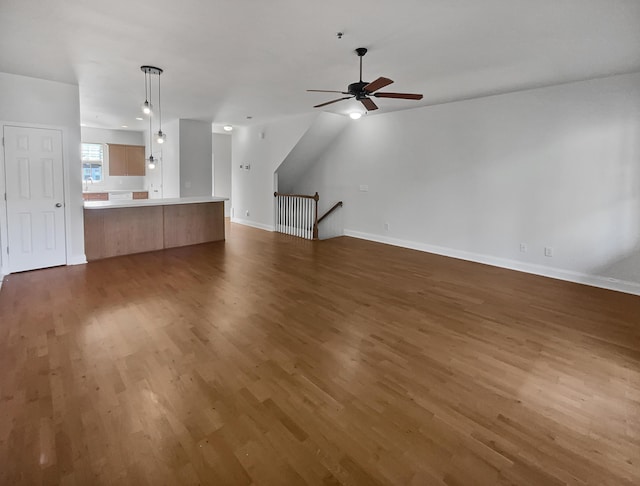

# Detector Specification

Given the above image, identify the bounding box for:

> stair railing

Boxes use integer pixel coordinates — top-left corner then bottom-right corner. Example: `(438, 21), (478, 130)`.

(317, 201), (343, 225)
(274, 192), (319, 240)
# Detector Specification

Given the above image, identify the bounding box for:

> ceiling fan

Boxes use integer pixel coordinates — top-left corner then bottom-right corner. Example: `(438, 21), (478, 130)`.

(308, 47), (423, 111)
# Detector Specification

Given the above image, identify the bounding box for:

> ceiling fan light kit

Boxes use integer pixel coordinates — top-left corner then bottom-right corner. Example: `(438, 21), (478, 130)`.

(140, 65), (166, 169)
(308, 47), (423, 114)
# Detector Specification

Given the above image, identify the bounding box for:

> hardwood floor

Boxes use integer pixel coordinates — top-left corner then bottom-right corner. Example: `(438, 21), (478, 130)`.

(1, 223), (639, 485)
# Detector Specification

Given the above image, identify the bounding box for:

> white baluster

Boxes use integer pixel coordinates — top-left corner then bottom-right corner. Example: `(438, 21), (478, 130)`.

(309, 199), (312, 239)
(304, 199), (308, 239)
(297, 197), (301, 237)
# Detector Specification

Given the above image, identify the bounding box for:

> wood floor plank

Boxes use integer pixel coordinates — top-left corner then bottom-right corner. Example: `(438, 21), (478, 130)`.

(1, 222), (639, 485)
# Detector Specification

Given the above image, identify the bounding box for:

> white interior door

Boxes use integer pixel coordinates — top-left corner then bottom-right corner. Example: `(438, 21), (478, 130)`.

(4, 126), (66, 272)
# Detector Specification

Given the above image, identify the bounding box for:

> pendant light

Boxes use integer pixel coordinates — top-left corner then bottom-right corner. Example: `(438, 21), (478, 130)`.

(147, 105), (156, 169)
(140, 66), (165, 169)
(141, 68), (152, 116)
(155, 69), (166, 144)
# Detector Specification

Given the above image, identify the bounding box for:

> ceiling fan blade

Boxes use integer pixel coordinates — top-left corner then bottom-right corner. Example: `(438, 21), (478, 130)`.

(373, 92), (424, 100)
(314, 96), (353, 108)
(360, 97), (378, 111)
(307, 89), (350, 94)
(363, 77), (393, 93)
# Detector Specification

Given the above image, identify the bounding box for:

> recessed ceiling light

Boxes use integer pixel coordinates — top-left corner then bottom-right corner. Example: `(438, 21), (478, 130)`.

(349, 112), (362, 120)
(223, 125), (233, 132)
(121, 125), (128, 128)
(136, 117), (143, 121)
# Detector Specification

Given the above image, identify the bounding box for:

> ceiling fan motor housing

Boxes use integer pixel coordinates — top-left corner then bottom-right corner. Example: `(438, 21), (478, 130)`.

(348, 81), (370, 97)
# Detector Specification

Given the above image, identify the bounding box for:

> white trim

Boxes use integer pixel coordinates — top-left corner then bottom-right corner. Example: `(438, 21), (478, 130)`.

(344, 229), (640, 296)
(231, 217), (274, 232)
(67, 255), (87, 265)
(0, 121), (85, 273)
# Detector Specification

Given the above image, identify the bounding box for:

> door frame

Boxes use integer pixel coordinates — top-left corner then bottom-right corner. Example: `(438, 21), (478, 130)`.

(0, 121), (72, 276)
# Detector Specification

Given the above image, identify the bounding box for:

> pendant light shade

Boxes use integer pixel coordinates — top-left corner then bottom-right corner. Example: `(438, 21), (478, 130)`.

(147, 154), (156, 170)
(141, 100), (152, 116)
(156, 130), (166, 144)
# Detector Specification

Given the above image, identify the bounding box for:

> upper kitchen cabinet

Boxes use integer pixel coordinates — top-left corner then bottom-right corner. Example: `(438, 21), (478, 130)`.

(108, 144), (145, 176)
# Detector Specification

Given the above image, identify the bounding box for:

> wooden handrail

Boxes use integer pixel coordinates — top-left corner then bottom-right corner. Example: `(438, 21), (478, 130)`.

(274, 191), (319, 201)
(317, 201), (343, 224)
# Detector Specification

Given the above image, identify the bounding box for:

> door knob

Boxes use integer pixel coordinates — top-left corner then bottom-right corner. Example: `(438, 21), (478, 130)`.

(55, 203), (62, 208)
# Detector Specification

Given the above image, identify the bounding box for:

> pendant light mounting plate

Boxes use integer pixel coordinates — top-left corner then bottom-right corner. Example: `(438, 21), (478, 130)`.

(141, 65), (163, 75)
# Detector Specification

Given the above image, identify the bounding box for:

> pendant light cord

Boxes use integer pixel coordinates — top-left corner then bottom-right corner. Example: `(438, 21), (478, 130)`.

(158, 73), (162, 132)
(148, 72), (153, 158)
(144, 70), (148, 102)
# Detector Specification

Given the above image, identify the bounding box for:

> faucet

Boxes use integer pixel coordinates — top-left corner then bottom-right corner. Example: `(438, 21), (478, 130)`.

(84, 176), (93, 192)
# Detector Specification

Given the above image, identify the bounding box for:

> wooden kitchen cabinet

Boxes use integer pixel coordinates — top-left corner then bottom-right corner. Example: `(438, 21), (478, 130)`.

(126, 146), (146, 176)
(108, 144), (145, 176)
(109, 145), (127, 176)
(83, 192), (109, 201)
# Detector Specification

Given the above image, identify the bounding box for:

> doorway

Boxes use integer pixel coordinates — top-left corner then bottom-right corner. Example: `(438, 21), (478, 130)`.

(3, 126), (67, 272)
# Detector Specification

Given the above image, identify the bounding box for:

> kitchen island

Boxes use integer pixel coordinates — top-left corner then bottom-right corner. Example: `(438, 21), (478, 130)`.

(84, 196), (227, 261)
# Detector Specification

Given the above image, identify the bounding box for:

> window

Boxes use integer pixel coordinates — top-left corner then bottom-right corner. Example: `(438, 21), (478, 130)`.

(81, 143), (104, 182)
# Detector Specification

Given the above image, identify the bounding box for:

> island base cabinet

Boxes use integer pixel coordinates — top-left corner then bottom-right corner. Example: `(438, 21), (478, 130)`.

(84, 206), (164, 261)
(84, 201), (225, 261)
(164, 203), (224, 249)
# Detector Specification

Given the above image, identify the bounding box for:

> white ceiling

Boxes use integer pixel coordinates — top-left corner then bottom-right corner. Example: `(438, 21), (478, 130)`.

(1, 0), (640, 131)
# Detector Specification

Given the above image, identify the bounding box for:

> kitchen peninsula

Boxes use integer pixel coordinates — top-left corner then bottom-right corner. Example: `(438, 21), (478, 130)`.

(84, 196), (227, 261)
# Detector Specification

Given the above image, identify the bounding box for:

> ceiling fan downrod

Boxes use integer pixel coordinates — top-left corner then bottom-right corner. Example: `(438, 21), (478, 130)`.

(356, 47), (367, 82)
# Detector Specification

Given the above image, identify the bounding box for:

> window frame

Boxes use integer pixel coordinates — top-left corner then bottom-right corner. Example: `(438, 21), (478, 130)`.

(81, 142), (105, 187)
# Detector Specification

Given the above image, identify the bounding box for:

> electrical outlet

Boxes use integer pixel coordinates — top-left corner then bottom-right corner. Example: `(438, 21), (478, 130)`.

(359, 185), (369, 192)
(384, 222), (390, 231)
(520, 243), (528, 253)
(245, 210), (250, 217)
(544, 247), (553, 257)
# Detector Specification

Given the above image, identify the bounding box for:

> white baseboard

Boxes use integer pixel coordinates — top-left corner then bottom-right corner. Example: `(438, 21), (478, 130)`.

(231, 217), (274, 232)
(67, 254), (87, 266)
(344, 229), (640, 296)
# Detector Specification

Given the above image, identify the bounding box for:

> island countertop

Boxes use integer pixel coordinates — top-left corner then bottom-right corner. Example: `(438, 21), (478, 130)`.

(84, 196), (228, 210)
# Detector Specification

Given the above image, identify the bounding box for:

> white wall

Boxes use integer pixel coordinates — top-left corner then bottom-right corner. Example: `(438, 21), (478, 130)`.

(81, 127), (146, 191)
(180, 119), (212, 197)
(293, 72), (640, 294)
(231, 113), (316, 229)
(276, 112), (348, 193)
(0, 71), (85, 273)
(213, 133), (232, 216)
(81, 127), (144, 146)
(156, 119), (180, 198)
